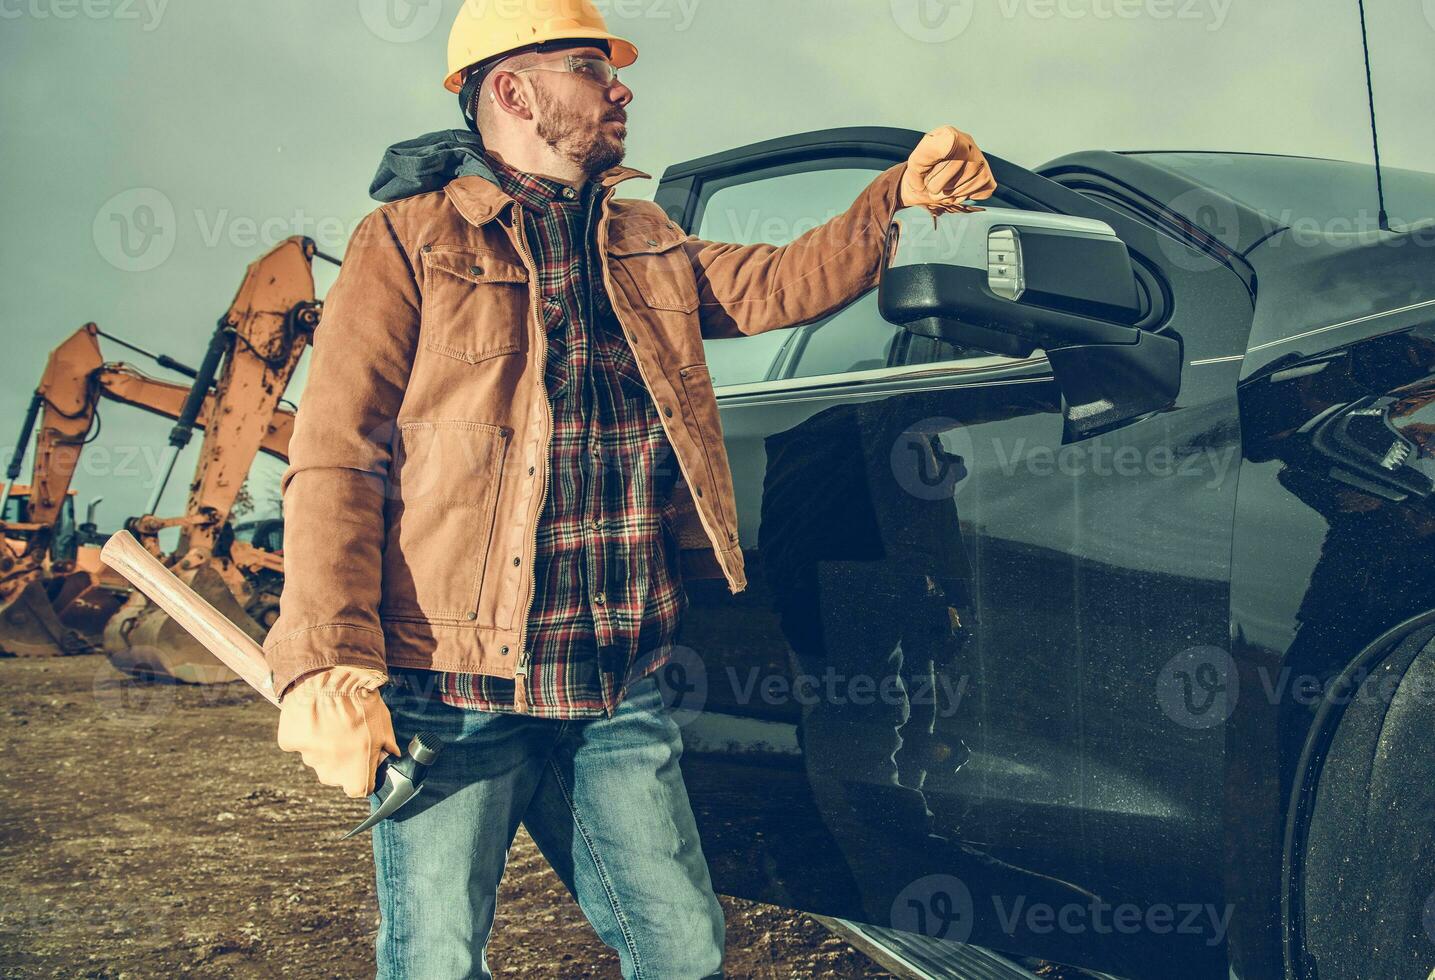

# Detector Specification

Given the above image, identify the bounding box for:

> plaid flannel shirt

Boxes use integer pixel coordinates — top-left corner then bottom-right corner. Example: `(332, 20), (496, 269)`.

(434, 155), (688, 718)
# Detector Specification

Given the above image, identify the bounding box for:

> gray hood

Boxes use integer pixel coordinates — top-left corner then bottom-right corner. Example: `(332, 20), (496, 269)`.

(369, 129), (498, 203)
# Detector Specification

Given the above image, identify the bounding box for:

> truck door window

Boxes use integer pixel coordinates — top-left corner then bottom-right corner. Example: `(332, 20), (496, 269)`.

(696, 166), (898, 387)
(696, 166), (1035, 386)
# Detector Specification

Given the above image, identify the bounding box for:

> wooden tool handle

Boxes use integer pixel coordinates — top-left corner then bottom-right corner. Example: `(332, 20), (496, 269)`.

(100, 530), (280, 706)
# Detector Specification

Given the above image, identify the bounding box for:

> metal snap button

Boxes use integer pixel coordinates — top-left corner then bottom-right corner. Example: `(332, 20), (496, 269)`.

(469, 265), (483, 275)
(593, 593), (606, 605)
(645, 238), (658, 247)
(500, 645), (510, 655)
(465, 611), (478, 621)
(695, 486), (703, 497)
(663, 406), (672, 417)
(512, 556), (520, 566)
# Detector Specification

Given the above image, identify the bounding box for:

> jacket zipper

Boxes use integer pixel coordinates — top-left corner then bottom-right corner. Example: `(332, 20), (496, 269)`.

(511, 203), (546, 714)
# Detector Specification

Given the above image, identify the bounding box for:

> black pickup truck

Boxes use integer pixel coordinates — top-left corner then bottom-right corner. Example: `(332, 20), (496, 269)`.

(646, 127), (1435, 980)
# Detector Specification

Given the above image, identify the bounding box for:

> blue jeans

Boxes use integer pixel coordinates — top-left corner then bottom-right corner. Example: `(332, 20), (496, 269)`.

(370, 668), (725, 980)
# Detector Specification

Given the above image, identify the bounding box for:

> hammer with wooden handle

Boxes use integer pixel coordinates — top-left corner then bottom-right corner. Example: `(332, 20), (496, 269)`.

(99, 529), (442, 838)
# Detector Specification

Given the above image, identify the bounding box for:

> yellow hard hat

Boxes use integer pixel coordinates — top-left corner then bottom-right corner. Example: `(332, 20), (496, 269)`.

(445, 0), (639, 93)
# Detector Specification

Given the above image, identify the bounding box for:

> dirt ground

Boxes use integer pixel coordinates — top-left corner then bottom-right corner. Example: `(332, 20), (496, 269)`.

(0, 655), (897, 979)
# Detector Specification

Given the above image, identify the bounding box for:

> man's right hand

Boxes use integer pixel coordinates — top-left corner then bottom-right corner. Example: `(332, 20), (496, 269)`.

(277, 665), (401, 798)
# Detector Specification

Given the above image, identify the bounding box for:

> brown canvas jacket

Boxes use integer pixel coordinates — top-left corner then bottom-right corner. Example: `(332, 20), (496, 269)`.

(263, 159), (907, 698)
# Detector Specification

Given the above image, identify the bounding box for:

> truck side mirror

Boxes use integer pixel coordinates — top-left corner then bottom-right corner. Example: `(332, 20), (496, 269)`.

(877, 207), (1183, 439)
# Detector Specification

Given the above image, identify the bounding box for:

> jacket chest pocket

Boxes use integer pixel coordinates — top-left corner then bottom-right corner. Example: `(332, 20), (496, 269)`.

(608, 225), (699, 315)
(419, 245), (531, 364)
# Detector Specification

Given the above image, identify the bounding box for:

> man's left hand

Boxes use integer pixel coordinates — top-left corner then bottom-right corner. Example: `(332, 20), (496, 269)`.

(900, 125), (997, 216)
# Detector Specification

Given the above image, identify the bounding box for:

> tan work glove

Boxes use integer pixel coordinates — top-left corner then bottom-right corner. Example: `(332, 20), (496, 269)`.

(900, 125), (998, 217)
(276, 665), (400, 799)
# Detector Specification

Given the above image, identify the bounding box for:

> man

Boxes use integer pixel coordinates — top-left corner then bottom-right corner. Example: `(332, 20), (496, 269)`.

(264, 1), (995, 976)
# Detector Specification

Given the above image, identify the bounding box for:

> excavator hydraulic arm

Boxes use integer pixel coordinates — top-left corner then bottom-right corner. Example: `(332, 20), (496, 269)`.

(109, 236), (320, 683)
(1, 237), (320, 659)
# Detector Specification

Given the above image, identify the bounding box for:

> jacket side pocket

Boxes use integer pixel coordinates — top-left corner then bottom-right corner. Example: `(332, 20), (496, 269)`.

(379, 420), (511, 622)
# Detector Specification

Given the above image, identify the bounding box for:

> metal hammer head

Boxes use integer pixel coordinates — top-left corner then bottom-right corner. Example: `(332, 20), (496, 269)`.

(341, 731), (443, 840)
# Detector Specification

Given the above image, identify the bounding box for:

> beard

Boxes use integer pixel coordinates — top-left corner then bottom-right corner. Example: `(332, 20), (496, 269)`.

(532, 83), (626, 177)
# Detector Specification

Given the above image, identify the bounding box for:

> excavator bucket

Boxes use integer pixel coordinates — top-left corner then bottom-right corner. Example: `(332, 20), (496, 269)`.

(0, 580), (93, 657)
(104, 564), (264, 685)
(50, 569), (130, 640)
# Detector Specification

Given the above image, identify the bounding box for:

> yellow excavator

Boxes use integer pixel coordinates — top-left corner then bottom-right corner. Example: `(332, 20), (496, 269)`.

(0, 481), (107, 656)
(0, 322), (298, 659)
(1, 236), (329, 678)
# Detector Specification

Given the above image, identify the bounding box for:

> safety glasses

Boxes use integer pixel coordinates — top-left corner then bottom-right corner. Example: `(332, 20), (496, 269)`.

(509, 54), (621, 89)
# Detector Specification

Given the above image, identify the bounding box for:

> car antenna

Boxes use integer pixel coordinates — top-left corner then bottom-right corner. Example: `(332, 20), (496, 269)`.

(1355, 0), (1390, 233)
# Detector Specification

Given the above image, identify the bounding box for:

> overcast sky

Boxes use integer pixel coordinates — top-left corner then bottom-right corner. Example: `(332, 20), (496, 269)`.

(1, 0), (1431, 530)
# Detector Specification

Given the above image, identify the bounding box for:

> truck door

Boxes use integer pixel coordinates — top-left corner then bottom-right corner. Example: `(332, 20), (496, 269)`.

(653, 127), (1253, 977)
